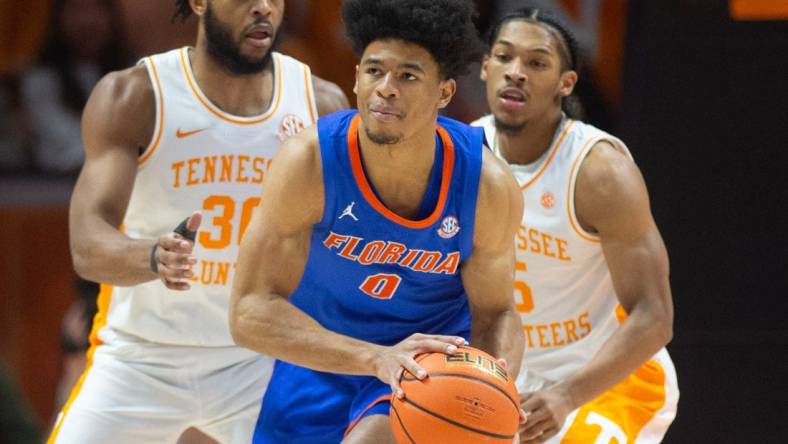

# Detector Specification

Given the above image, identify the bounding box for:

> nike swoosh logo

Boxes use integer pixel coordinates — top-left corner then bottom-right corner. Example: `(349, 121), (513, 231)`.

(176, 128), (208, 139)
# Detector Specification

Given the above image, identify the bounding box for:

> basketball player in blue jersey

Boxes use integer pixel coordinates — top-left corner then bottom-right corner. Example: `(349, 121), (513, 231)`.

(55, 1), (347, 443)
(230, 0), (526, 442)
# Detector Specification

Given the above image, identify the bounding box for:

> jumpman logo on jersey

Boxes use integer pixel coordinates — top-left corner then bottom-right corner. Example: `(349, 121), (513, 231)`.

(339, 202), (359, 221)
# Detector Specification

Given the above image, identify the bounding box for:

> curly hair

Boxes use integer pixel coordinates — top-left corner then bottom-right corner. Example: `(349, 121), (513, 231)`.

(341, 0), (483, 80)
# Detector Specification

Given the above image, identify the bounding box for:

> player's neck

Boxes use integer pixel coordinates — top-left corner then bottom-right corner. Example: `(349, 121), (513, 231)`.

(188, 45), (275, 117)
(497, 110), (563, 166)
(357, 121), (438, 217)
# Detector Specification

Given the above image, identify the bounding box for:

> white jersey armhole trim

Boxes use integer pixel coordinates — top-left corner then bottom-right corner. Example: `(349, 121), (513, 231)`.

(137, 56), (164, 168)
(567, 136), (606, 243)
(567, 135), (633, 243)
(302, 64), (318, 125)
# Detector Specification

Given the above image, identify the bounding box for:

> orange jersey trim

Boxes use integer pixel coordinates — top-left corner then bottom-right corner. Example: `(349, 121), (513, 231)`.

(347, 114), (455, 229)
(179, 47), (283, 125)
(138, 57), (164, 166)
(344, 394), (391, 437)
(566, 137), (602, 243)
(47, 283), (114, 443)
(303, 65), (316, 124)
(521, 120), (574, 190)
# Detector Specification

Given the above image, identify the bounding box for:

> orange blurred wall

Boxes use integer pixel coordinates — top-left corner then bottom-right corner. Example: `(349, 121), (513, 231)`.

(730, 0), (788, 20)
(0, 207), (75, 425)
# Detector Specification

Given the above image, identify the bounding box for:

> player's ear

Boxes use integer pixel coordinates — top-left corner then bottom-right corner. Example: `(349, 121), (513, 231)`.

(559, 70), (578, 97)
(437, 78), (456, 109)
(190, 0), (206, 16)
(353, 65), (359, 95)
(480, 54), (490, 81)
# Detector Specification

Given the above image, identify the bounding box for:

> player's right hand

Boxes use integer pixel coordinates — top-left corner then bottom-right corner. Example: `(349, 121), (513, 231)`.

(153, 212), (202, 291)
(373, 333), (466, 399)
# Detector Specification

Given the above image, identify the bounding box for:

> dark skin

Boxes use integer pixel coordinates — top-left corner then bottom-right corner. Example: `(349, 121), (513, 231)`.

(481, 21), (673, 443)
(229, 39), (525, 443)
(70, 0), (348, 290)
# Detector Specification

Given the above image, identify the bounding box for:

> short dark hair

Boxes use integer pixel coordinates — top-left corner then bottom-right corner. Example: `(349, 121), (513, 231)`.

(487, 7), (579, 72)
(173, 0), (193, 22)
(341, 0), (484, 80)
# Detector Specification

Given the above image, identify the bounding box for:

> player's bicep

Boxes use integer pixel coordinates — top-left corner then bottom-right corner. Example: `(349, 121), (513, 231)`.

(72, 69), (153, 231)
(232, 130), (324, 302)
(576, 143), (671, 313)
(234, 209), (313, 303)
(462, 151), (523, 312)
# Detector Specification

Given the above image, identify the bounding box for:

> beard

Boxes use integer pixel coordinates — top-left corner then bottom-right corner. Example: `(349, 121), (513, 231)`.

(364, 127), (401, 145)
(204, 3), (275, 75)
(494, 116), (527, 134)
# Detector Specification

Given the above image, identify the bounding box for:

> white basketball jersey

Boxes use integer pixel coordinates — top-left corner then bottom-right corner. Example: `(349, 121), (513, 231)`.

(473, 114), (675, 390)
(102, 47), (317, 346)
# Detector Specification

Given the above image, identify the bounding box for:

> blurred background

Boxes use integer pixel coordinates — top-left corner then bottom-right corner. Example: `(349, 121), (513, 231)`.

(1, 0), (786, 442)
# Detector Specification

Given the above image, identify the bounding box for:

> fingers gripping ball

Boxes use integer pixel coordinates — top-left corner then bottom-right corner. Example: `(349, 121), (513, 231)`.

(390, 347), (520, 443)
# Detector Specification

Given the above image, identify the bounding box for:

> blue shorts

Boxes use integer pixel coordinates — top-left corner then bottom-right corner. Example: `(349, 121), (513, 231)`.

(253, 360), (392, 444)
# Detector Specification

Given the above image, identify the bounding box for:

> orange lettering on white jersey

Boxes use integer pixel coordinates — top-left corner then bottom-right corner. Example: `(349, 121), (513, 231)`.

(104, 48), (317, 347)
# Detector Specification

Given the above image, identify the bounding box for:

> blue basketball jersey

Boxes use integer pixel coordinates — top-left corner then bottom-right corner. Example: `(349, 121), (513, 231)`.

(292, 110), (484, 344)
(253, 110), (485, 443)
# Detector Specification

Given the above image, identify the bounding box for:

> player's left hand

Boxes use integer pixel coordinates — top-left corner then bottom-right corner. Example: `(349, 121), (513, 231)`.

(518, 386), (574, 443)
(497, 358), (529, 430)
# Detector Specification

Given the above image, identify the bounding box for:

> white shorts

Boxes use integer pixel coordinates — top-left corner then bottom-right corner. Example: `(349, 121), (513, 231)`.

(48, 327), (274, 444)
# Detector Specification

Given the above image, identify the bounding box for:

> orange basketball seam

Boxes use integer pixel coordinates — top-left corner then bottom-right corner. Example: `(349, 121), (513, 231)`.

(399, 397), (516, 440)
(400, 373), (519, 411)
(390, 404), (417, 444)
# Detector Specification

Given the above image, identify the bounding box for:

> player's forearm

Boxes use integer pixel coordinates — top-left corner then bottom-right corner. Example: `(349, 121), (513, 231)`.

(71, 216), (158, 286)
(556, 303), (672, 409)
(471, 308), (525, 378)
(230, 293), (382, 376)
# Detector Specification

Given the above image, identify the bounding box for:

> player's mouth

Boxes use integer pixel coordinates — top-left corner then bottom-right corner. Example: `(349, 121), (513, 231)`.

(368, 104), (402, 122)
(244, 22), (273, 48)
(498, 87), (527, 111)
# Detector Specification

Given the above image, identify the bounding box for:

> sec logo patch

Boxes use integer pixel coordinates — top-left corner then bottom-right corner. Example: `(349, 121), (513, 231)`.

(438, 216), (460, 239)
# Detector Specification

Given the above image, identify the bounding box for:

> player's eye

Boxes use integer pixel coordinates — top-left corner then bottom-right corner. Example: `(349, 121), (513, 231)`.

(530, 60), (548, 69)
(495, 53), (512, 62)
(401, 73), (417, 81)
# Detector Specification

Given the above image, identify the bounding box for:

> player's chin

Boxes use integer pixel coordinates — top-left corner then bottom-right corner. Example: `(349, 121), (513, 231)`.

(368, 129), (402, 145)
(240, 42), (272, 59)
(493, 113), (529, 133)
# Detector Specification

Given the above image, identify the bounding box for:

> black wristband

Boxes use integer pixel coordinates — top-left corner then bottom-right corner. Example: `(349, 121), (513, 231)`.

(150, 243), (159, 273)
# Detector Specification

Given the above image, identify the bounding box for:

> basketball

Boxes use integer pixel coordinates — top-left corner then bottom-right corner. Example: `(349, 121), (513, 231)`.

(390, 347), (520, 443)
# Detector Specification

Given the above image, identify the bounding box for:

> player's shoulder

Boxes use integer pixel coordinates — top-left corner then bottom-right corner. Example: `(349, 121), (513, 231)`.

(268, 126), (325, 226)
(312, 75), (349, 116)
(82, 65), (155, 151)
(474, 148), (522, 231)
(478, 147), (520, 198)
(574, 138), (648, 230)
(275, 125), (322, 178)
(89, 64), (154, 118)
(578, 139), (641, 200)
